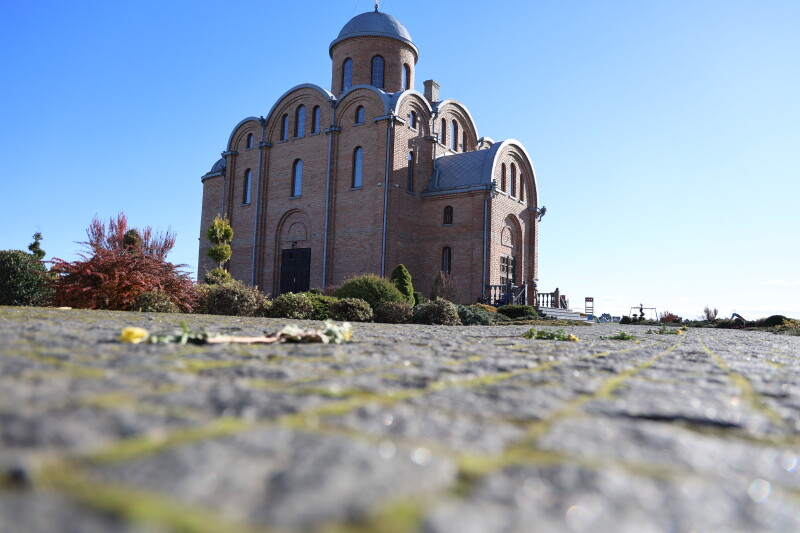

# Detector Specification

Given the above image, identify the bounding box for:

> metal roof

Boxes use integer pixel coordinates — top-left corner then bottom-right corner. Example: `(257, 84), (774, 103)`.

(428, 144), (502, 192)
(329, 11), (417, 58)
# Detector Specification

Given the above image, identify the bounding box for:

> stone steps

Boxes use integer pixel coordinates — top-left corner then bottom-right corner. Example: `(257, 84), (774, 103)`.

(538, 307), (590, 321)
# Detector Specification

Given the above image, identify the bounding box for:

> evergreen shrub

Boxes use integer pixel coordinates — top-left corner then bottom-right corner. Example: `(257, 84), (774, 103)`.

(497, 304), (538, 319)
(414, 298), (461, 326)
(457, 305), (511, 326)
(0, 250), (53, 306)
(332, 274), (405, 310)
(374, 301), (413, 324)
(269, 292), (314, 319)
(204, 281), (260, 316)
(204, 268), (233, 286)
(306, 293), (339, 320)
(389, 264), (415, 305)
(331, 298), (373, 322)
(133, 291), (178, 313)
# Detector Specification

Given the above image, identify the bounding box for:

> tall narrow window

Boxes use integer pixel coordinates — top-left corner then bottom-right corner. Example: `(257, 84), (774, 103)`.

(510, 164), (517, 197)
(519, 175), (525, 201)
(281, 115), (289, 141)
(407, 151), (415, 192)
(355, 106), (365, 124)
(371, 56), (385, 88)
(243, 169), (252, 204)
(294, 105), (306, 138)
(292, 159), (302, 197)
(443, 206), (453, 225)
(501, 163), (507, 192)
(312, 106), (321, 134)
(409, 111), (417, 129)
(442, 247), (452, 274)
(440, 118), (446, 145)
(246, 133), (254, 149)
(402, 64), (410, 91)
(342, 58), (353, 92)
(352, 147), (363, 188)
(451, 121), (458, 151)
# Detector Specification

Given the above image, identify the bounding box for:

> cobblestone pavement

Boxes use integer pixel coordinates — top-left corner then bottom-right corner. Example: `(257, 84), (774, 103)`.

(1, 306), (799, 533)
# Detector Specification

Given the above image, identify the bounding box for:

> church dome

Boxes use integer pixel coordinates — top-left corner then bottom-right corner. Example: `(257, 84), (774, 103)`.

(209, 157), (226, 173)
(329, 11), (417, 57)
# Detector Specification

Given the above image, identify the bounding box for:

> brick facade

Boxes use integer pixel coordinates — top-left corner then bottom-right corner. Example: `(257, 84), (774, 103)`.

(199, 9), (541, 304)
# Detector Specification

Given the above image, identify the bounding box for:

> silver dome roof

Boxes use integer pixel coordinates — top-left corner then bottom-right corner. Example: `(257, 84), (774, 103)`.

(329, 11), (417, 57)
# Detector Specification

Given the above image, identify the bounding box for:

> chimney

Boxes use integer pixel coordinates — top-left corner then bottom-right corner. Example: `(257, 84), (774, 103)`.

(423, 79), (440, 104)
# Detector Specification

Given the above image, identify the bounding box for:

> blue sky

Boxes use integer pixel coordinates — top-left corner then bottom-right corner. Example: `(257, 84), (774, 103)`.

(2, 0), (798, 320)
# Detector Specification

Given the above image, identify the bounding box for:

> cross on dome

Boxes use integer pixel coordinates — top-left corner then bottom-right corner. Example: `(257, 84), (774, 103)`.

(375, 1), (379, 12)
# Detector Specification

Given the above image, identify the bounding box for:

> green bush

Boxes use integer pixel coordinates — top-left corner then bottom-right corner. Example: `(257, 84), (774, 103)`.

(389, 264), (414, 305)
(413, 291), (424, 306)
(305, 293), (339, 320)
(375, 301), (413, 324)
(204, 281), (261, 316)
(497, 304), (538, 319)
(331, 298), (373, 322)
(332, 274), (405, 310)
(414, 298), (462, 326)
(457, 304), (511, 326)
(204, 268), (233, 285)
(753, 315), (790, 328)
(269, 292), (314, 319)
(0, 250), (53, 306)
(133, 291), (178, 313)
(619, 315), (632, 325)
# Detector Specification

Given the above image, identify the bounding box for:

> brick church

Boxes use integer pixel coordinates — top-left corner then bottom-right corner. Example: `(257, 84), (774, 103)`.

(198, 6), (541, 304)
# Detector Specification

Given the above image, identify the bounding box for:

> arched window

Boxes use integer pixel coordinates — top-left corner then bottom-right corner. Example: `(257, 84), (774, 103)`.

(501, 163), (507, 192)
(246, 133), (254, 149)
(407, 151), (415, 192)
(243, 169), (252, 204)
(295, 105), (306, 138)
(409, 111), (417, 129)
(510, 163), (517, 197)
(442, 247), (452, 274)
(352, 147), (363, 188)
(312, 106), (321, 134)
(281, 114), (289, 141)
(291, 159), (302, 197)
(451, 121), (459, 151)
(355, 106), (365, 124)
(342, 58), (353, 92)
(371, 56), (385, 88)
(440, 118), (447, 145)
(443, 206), (453, 225)
(402, 64), (410, 91)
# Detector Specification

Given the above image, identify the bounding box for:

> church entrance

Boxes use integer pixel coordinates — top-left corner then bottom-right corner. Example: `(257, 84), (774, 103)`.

(279, 248), (311, 294)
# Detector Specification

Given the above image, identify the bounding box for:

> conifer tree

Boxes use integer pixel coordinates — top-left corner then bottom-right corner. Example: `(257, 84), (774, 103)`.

(389, 264), (414, 305)
(27, 232), (45, 261)
(206, 215), (233, 269)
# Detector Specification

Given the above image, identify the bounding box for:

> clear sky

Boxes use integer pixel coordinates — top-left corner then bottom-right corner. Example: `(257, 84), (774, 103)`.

(2, 0), (798, 320)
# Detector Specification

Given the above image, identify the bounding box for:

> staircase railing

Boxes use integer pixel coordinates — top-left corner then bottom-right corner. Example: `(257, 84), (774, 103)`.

(536, 291), (569, 309)
(483, 283), (527, 306)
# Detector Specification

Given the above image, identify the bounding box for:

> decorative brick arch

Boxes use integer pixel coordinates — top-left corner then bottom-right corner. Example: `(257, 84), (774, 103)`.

(273, 209), (313, 295)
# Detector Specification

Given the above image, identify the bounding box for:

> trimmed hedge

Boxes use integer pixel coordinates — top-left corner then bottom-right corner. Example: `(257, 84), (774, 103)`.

(269, 292), (314, 320)
(332, 274), (405, 310)
(497, 304), (538, 319)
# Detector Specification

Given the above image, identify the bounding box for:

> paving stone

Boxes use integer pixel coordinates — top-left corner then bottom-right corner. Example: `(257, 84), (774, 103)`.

(1, 307), (799, 533)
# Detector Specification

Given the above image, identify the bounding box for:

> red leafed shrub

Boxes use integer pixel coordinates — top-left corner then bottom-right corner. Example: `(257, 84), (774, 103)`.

(659, 311), (682, 323)
(50, 213), (196, 312)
